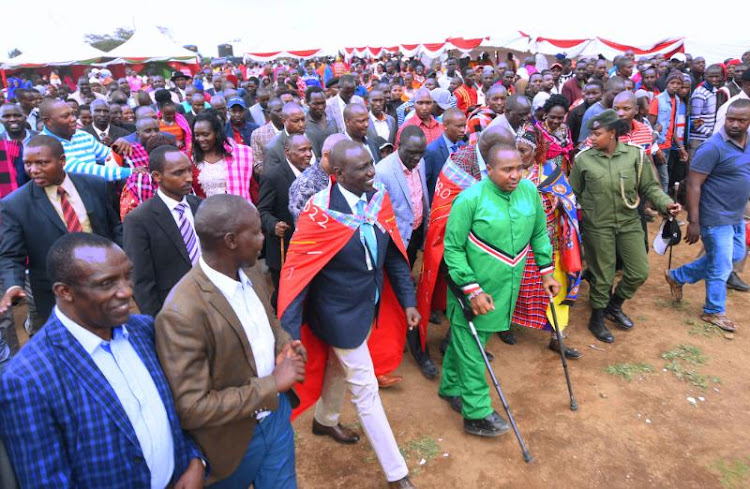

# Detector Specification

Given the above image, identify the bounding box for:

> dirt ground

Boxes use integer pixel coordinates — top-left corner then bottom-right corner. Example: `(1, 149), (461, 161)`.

(8, 220), (750, 488)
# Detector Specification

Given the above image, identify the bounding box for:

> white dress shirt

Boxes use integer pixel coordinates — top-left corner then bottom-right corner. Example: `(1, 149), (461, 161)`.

(370, 113), (391, 141)
(93, 124), (110, 141)
(286, 159), (302, 178)
(157, 188), (201, 256)
(198, 258), (277, 418)
(338, 184), (373, 269)
(56, 307), (175, 489)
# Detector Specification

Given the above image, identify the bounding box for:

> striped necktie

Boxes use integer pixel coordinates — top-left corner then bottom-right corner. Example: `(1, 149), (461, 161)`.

(175, 203), (199, 264)
(57, 187), (83, 233)
(356, 199), (379, 303)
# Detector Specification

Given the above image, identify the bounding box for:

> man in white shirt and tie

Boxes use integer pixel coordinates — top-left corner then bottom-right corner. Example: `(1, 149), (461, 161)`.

(123, 146), (202, 317)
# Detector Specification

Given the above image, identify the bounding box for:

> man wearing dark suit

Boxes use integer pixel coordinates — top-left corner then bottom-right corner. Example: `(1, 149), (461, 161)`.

(345, 103), (382, 164)
(367, 89), (398, 146)
(155, 195), (305, 487)
(123, 146), (201, 317)
(0, 233), (206, 488)
(248, 88), (271, 127)
(375, 126), (437, 380)
(257, 134), (312, 307)
(82, 99), (131, 147)
(423, 107), (467, 203)
(281, 140), (420, 489)
(0, 135), (122, 334)
(263, 102), (306, 170)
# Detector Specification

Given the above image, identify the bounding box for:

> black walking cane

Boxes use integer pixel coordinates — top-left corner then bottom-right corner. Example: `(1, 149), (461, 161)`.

(446, 279), (534, 463)
(548, 299), (578, 411)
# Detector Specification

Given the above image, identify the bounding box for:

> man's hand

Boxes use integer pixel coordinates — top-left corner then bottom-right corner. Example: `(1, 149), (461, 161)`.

(111, 138), (133, 157)
(470, 293), (494, 316)
(277, 340), (307, 364)
(685, 221), (701, 245)
(405, 307), (420, 330)
(100, 135), (112, 147)
(132, 166), (148, 174)
(542, 275), (561, 299)
(174, 458), (204, 489)
(678, 147), (689, 162)
(693, 119), (705, 129)
(274, 221), (290, 238)
(272, 355), (305, 392)
(0, 287), (25, 314)
(666, 202), (682, 216)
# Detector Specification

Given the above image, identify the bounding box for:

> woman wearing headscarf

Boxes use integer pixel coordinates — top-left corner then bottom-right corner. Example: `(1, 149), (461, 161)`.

(570, 110), (680, 343)
(501, 124), (582, 358)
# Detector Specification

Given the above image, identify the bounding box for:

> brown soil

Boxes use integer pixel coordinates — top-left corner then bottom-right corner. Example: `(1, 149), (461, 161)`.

(9, 221), (749, 488)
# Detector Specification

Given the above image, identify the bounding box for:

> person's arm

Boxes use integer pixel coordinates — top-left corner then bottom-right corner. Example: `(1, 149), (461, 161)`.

(443, 192), (479, 296)
(647, 98), (659, 128)
(639, 147), (674, 213)
(123, 213), (162, 317)
(279, 284), (310, 341)
(684, 170), (708, 244)
(155, 307), (280, 430)
(256, 173), (281, 235)
(64, 158), (132, 181)
(0, 373), (74, 487)
(690, 92), (708, 135)
(0, 202), (28, 312)
(384, 235), (416, 309)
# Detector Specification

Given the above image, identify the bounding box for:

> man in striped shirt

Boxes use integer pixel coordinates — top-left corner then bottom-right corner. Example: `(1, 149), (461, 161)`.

(689, 64), (724, 156)
(39, 99), (137, 182)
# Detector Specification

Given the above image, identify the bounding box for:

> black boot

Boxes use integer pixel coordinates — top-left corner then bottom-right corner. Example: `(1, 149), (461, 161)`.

(727, 272), (750, 292)
(589, 309), (614, 343)
(604, 294), (635, 330)
(407, 329), (438, 379)
(464, 411), (510, 437)
(439, 327), (451, 356)
(498, 330), (516, 345)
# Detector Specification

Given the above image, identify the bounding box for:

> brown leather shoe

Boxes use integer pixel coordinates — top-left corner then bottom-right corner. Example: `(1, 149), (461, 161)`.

(377, 374), (403, 388)
(665, 270), (683, 302)
(312, 419), (360, 444)
(388, 476), (416, 488)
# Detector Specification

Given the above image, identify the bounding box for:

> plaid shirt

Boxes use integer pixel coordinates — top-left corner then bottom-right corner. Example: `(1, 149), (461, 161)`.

(42, 127), (132, 182)
(0, 314), (203, 488)
(288, 160), (330, 222)
(396, 115), (444, 147)
(226, 141), (255, 202)
(250, 122), (280, 171)
(466, 107), (498, 145)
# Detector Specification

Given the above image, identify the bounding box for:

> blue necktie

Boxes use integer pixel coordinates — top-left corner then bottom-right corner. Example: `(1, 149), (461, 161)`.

(356, 200), (379, 303)
(450, 143), (458, 154)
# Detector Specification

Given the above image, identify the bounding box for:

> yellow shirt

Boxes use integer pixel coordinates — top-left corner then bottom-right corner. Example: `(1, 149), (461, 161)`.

(44, 174), (92, 233)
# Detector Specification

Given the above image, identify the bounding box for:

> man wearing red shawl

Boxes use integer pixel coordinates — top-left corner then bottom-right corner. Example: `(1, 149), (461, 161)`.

(416, 126), (514, 358)
(279, 140), (420, 489)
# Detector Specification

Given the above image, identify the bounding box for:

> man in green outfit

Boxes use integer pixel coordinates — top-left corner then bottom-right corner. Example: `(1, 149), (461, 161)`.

(438, 143), (560, 437)
(570, 109), (680, 343)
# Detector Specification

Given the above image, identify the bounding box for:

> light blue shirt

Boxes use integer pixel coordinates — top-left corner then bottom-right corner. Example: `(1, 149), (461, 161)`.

(442, 134), (458, 154)
(56, 307), (175, 489)
(42, 126), (132, 181)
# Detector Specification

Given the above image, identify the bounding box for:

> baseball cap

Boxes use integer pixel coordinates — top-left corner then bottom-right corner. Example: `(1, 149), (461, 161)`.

(670, 53), (687, 63)
(227, 97), (246, 109)
(430, 87), (453, 110)
(653, 218), (682, 255)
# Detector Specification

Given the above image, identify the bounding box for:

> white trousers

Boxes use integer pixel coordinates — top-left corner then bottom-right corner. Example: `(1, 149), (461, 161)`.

(313, 339), (408, 482)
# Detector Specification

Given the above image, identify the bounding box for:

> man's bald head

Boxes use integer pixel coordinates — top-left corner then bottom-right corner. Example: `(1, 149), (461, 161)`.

(330, 139), (367, 171)
(135, 105), (157, 121)
(194, 195), (259, 251)
(478, 125), (515, 161)
(343, 103), (368, 122)
(613, 90), (636, 106)
(322, 133), (347, 155)
(442, 107), (465, 125)
(39, 98), (68, 120)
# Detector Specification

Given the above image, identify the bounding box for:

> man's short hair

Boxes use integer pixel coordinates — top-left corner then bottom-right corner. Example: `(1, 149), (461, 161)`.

(305, 85), (325, 102)
(149, 145), (182, 173)
(398, 125), (426, 146)
(25, 134), (64, 159)
(47, 233), (115, 285)
(728, 98), (750, 111)
(486, 143), (519, 167)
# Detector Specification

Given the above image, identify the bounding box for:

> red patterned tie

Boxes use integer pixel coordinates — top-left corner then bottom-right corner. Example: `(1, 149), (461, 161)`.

(57, 187), (83, 232)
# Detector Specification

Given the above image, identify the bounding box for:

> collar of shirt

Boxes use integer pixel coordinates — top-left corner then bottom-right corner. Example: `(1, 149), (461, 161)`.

(418, 116), (439, 129)
(443, 134), (458, 152)
(286, 159), (302, 178)
(397, 154), (420, 174)
(94, 125), (110, 140)
(338, 184), (368, 214)
(157, 188), (188, 211)
(719, 127), (747, 150)
(43, 171), (73, 197)
(370, 111), (387, 122)
(55, 305), (127, 355)
(199, 257), (253, 299)
(42, 125), (72, 142)
(271, 123), (282, 135)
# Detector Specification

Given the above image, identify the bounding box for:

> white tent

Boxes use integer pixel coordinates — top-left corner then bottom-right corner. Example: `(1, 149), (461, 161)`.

(104, 24), (198, 64)
(2, 36), (105, 68)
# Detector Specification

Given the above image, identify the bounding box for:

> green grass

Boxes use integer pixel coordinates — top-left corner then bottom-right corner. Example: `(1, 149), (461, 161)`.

(711, 456), (750, 489)
(400, 436), (441, 462)
(688, 320), (723, 338)
(604, 363), (655, 381)
(661, 344), (706, 365)
(655, 297), (689, 310)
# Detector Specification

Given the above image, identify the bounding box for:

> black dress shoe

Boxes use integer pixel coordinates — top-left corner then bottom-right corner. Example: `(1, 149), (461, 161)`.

(589, 309), (614, 343)
(312, 419), (360, 444)
(548, 338), (582, 359)
(498, 330), (516, 345)
(727, 272), (750, 292)
(464, 411), (510, 437)
(417, 357), (439, 379)
(388, 476), (416, 488)
(429, 311), (442, 324)
(604, 303), (635, 330)
(438, 393), (462, 413)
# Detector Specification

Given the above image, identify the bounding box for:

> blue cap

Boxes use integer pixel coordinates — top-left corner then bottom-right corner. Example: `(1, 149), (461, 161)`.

(227, 97), (246, 109)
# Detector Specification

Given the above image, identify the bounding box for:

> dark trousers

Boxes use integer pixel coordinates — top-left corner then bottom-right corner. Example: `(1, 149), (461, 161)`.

(405, 226), (429, 362)
(667, 149), (687, 199)
(208, 394), (296, 489)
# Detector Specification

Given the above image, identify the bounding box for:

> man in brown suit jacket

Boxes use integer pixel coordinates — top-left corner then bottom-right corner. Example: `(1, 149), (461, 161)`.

(155, 194), (306, 488)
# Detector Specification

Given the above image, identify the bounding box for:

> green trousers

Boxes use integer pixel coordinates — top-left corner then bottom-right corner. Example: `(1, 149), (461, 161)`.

(583, 221), (649, 310)
(438, 325), (493, 420)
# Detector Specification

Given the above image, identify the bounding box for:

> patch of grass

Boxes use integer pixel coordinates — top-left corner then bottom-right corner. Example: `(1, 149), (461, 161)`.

(661, 344), (706, 365)
(711, 456), (750, 489)
(400, 436), (440, 462)
(604, 363), (654, 381)
(655, 297), (689, 310)
(688, 321), (722, 338)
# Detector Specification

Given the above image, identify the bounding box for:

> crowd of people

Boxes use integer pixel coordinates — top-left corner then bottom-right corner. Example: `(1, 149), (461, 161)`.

(0, 47), (748, 488)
